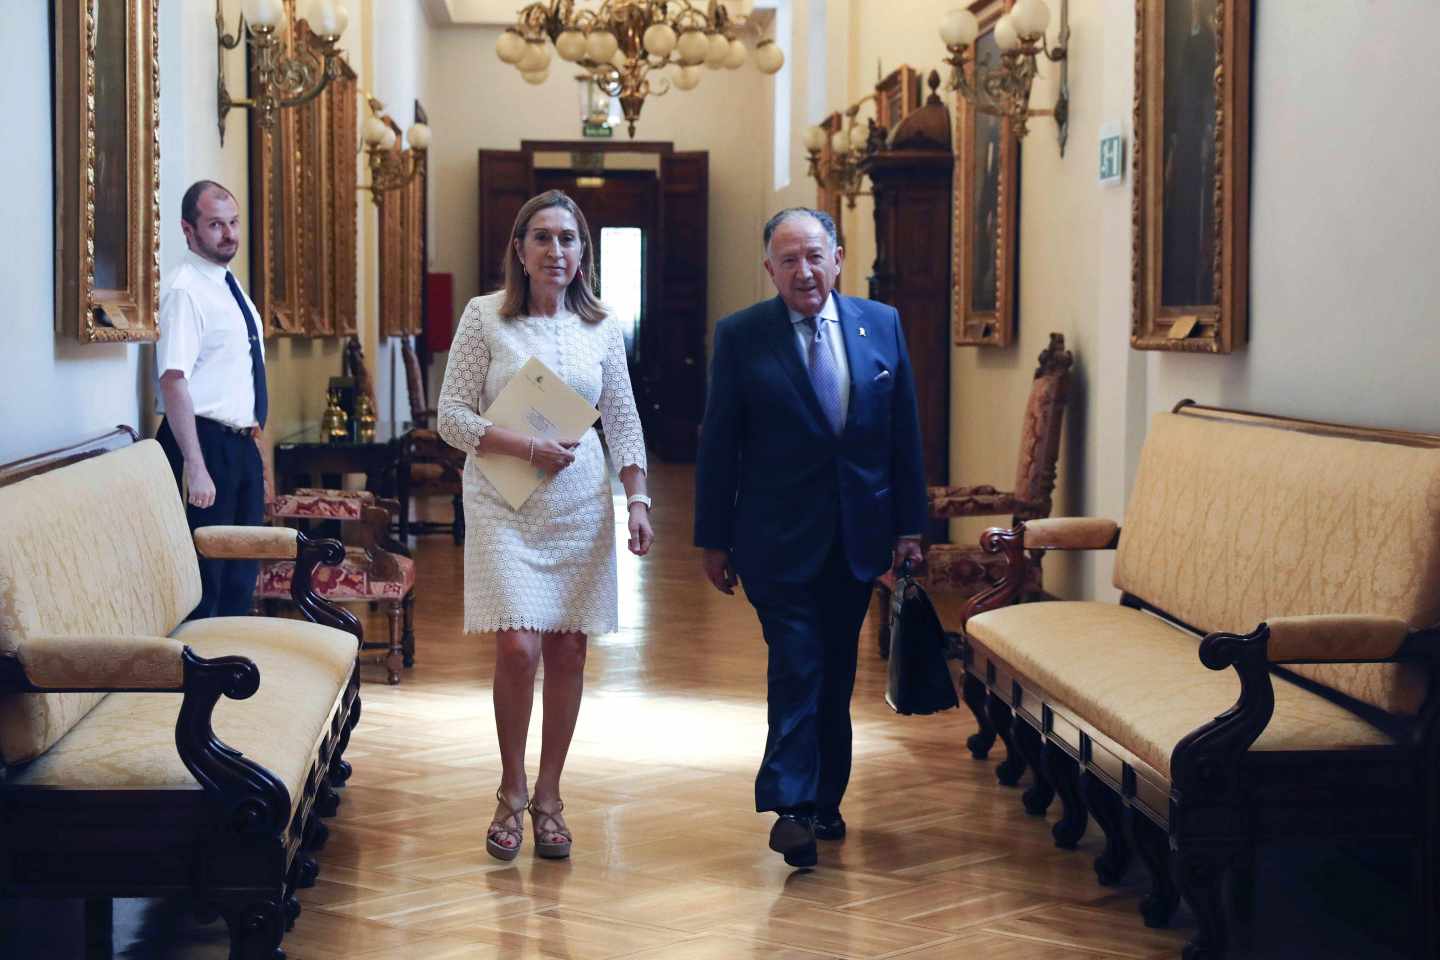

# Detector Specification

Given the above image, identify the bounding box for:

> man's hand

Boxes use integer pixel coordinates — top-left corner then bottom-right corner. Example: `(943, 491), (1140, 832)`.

(892, 537), (924, 574)
(702, 548), (737, 595)
(184, 458), (217, 510)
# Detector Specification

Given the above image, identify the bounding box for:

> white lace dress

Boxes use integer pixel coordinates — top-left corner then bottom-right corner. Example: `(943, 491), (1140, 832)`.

(436, 292), (647, 636)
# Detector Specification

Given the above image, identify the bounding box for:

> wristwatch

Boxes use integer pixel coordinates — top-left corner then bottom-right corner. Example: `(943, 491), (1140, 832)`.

(626, 493), (652, 511)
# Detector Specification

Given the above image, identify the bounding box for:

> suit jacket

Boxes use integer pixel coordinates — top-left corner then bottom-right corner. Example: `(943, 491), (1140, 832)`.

(694, 293), (927, 583)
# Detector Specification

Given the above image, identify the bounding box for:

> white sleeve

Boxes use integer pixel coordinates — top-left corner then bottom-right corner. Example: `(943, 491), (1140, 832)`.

(156, 286), (203, 379)
(437, 298), (495, 454)
(597, 317), (647, 476)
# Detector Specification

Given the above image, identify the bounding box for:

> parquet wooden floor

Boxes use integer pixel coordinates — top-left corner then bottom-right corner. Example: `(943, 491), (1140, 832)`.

(2, 463), (1414, 958)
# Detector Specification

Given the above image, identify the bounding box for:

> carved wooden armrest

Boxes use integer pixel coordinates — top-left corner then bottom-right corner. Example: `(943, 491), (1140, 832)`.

(5, 636), (186, 692)
(1022, 517), (1121, 551)
(928, 484), (1021, 519)
(195, 526), (298, 560)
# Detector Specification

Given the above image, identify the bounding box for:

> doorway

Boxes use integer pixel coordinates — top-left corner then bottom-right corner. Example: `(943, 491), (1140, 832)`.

(477, 143), (709, 461)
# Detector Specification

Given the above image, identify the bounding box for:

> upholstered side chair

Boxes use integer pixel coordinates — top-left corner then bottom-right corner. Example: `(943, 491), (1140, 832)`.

(397, 336), (465, 544)
(256, 488), (416, 685)
(877, 332), (1073, 656)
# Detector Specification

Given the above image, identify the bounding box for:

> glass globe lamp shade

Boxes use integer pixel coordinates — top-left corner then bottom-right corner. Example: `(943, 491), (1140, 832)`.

(994, 15), (1020, 52)
(496, 29), (526, 63)
(555, 30), (587, 61)
(242, 0), (284, 29)
(518, 40), (550, 73)
(673, 65), (703, 91)
(362, 115), (390, 146)
(1010, 0), (1050, 38)
(643, 23), (677, 57)
(754, 39), (784, 74)
(939, 9), (979, 48)
(378, 127), (398, 150)
(849, 123), (871, 153)
(522, 67), (549, 85)
(801, 125), (827, 153)
(705, 32), (730, 68)
(407, 122), (432, 150)
(586, 30), (619, 63)
(676, 30), (709, 65)
(723, 37), (747, 69)
(830, 130), (848, 155)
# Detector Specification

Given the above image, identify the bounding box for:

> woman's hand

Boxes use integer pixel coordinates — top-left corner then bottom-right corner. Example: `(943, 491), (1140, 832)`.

(532, 439), (578, 475)
(627, 503), (654, 556)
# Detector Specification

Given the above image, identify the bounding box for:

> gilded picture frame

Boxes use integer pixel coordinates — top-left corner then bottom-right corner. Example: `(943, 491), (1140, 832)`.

(328, 65), (359, 337)
(952, 0), (1019, 348)
(249, 19), (305, 337)
(378, 134), (425, 338)
(53, 0), (161, 343)
(1132, 0), (1251, 353)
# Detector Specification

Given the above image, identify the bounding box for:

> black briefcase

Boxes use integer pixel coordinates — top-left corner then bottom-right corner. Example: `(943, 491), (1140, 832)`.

(885, 561), (960, 716)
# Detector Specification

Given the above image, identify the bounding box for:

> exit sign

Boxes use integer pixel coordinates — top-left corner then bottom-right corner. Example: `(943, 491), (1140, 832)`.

(582, 121), (613, 139)
(1099, 122), (1125, 186)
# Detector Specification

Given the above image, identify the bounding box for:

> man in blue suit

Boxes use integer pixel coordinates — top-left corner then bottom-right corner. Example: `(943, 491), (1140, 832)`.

(694, 208), (927, 867)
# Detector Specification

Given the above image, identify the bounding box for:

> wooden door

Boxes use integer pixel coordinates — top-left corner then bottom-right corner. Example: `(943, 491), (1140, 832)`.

(476, 149), (532, 296)
(655, 152), (708, 461)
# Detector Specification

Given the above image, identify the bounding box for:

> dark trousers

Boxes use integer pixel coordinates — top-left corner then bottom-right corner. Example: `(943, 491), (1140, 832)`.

(743, 538), (874, 815)
(156, 417), (265, 620)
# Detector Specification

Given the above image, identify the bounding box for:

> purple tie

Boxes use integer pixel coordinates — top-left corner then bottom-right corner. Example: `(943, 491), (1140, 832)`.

(803, 317), (844, 434)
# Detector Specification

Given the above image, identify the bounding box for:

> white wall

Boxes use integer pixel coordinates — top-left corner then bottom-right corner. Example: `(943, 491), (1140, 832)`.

(423, 25), (775, 352)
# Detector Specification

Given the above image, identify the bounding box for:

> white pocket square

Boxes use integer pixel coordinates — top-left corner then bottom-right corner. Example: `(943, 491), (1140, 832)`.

(873, 369), (892, 382)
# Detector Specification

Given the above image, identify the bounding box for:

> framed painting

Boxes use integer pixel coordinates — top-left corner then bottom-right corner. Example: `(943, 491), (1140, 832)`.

(952, 0), (1019, 348)
(249, 16), (305, 337)
(1132, 0), (1251, 353)
(53, 0), (161, 342)
(875, 66), (922, 131)
(379, 129), (425, 337)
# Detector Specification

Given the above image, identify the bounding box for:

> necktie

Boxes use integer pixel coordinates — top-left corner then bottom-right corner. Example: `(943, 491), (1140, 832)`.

(802, 317), (844, 434)
(225, 271), (268, 429)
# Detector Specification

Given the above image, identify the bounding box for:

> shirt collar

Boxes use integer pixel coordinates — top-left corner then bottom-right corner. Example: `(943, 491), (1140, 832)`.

(787, 292), (839, 327)
(185, 249), (232, 286)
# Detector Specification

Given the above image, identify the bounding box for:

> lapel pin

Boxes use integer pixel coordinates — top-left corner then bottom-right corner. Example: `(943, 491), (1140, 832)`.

(858, 326), (867, 337)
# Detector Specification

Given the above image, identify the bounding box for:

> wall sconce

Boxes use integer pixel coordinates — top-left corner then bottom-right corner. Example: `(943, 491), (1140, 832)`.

(360, 98), (431, 206)
(940, 0), (1070, 154)
(802, 94), (883, 209)
(216, 0), (351, 144)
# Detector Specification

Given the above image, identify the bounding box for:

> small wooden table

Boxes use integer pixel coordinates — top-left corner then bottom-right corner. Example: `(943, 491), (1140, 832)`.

(274, 423), (404, 495)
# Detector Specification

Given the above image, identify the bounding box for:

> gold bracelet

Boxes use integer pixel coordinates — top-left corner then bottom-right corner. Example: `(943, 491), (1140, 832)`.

(528, 437), (535, 463)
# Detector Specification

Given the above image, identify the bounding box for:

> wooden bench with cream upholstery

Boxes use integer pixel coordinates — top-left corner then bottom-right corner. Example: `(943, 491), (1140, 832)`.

(958, 402), (1440, 960)
(0, 428), (363, 960)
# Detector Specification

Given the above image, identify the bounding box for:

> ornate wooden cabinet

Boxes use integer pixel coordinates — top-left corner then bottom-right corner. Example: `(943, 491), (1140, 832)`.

(863, 82), (953, 540)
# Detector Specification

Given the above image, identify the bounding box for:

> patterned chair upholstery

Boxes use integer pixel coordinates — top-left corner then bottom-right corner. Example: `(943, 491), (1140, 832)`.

(256, 488), (416, 685)
(877, 333), (1072, 656)
(398, 337), (465, 544)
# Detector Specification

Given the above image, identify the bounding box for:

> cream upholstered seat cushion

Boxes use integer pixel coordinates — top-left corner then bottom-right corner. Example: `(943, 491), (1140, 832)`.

(966, 601), (1396, 779)
(0, 440), (201, 763)
(1114, 412), (1440, 716)
(7, 617), (356, 820)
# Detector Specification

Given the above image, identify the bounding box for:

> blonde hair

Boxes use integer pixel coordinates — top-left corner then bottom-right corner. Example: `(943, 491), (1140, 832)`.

(498, 190), (605, 324)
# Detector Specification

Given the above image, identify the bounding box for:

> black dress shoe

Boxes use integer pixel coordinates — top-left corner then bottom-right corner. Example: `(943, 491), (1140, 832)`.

(768, 813), (817, 867)
(814, 810), (846, 841)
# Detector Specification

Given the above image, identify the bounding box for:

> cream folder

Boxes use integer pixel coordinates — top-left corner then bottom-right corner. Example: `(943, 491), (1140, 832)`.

(478, 356), (600, 510)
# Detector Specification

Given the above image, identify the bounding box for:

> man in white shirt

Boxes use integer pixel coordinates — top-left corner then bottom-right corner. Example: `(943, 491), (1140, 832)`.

(155, 180), (269, 619)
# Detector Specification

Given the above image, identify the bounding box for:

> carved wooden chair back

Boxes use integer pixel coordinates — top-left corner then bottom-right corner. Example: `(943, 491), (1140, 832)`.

(400, 337), (431, 429)
(1011, 333), (1074, 521)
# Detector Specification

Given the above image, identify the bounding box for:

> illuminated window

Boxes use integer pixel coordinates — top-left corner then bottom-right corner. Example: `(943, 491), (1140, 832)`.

(600, 226), (644, 358)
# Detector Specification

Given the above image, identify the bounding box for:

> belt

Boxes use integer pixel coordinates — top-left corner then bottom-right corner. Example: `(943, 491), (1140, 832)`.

(195, 417), (256, 437)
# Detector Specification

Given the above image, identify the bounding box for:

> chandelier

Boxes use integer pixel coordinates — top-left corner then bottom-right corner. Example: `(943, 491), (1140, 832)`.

(496, 0), (785, 137)
(939, 0), (1071, 154)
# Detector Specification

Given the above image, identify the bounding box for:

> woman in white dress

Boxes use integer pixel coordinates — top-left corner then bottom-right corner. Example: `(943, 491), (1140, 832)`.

(437, 190), (653, 861)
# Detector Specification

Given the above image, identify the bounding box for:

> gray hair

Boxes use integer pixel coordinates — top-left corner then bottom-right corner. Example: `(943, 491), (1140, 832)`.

(763, 207), (838, 255)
